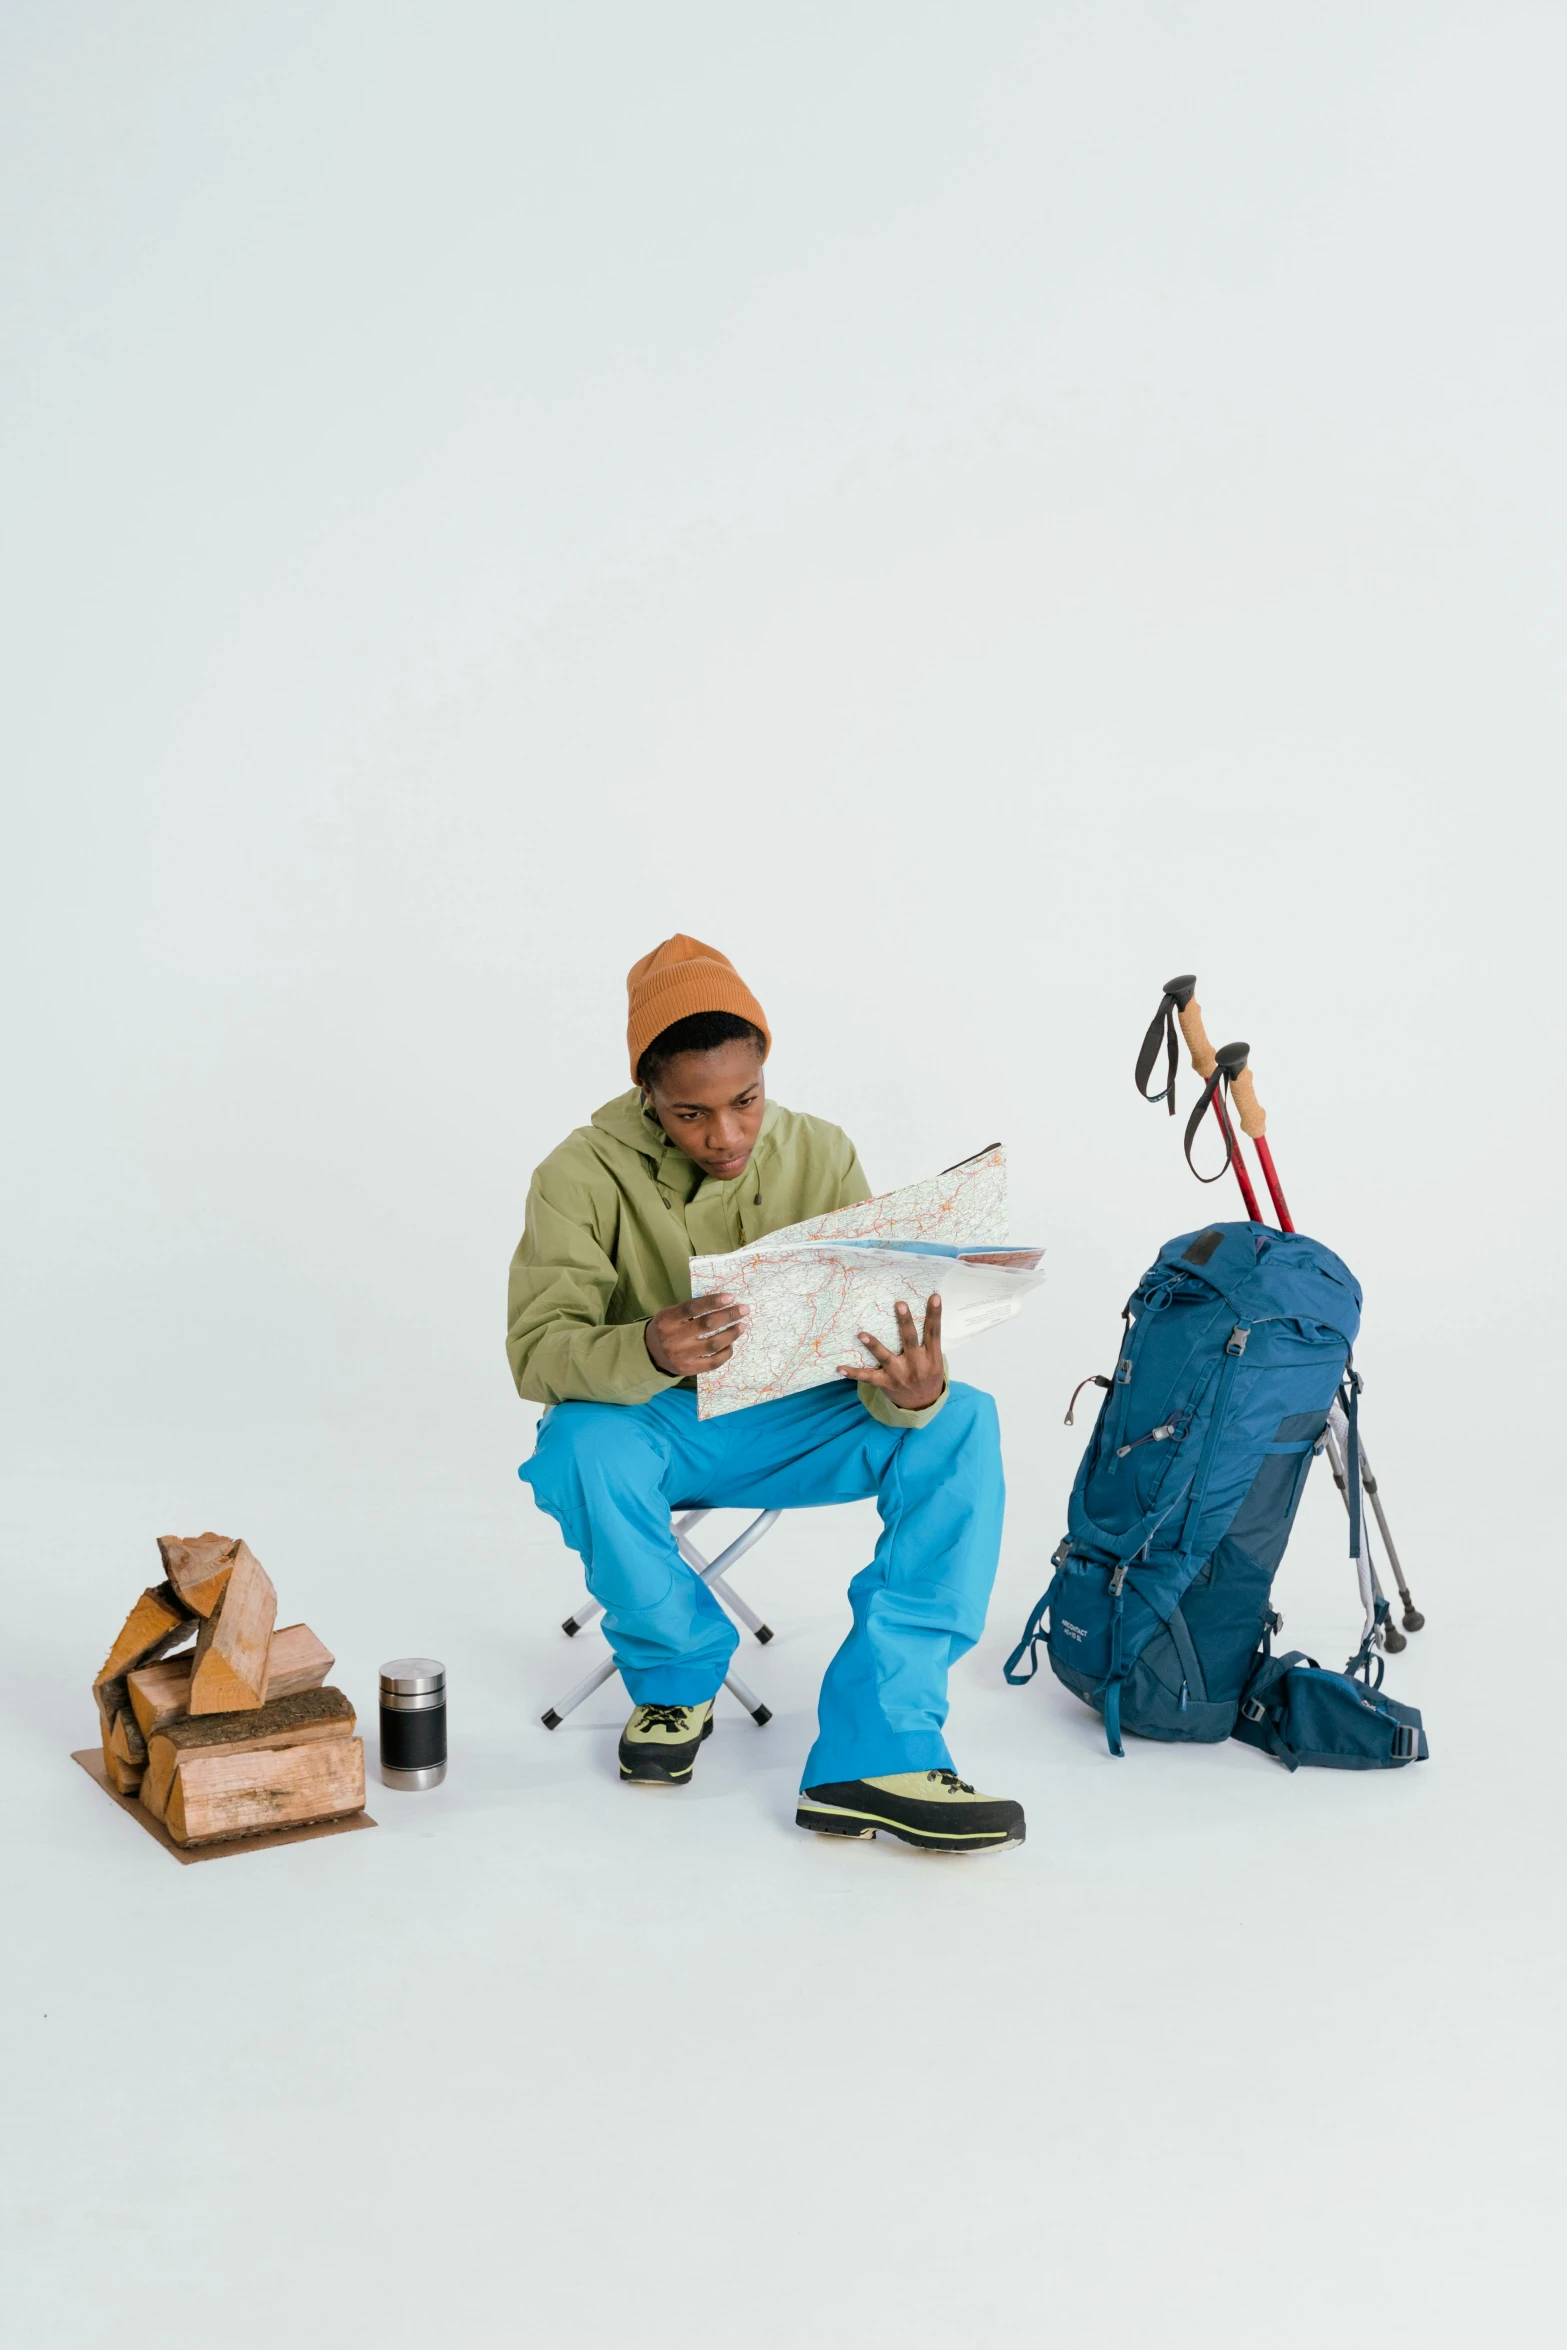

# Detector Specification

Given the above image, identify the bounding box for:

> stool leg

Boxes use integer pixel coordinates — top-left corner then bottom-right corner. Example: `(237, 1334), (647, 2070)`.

(723, 1667), (772, 1727)
(547, 1658), (771, 1731)
(549, 1510), (776, 1726)
(674, 1508), (781, 1643)
(563, 1509), (711, 1636)
(686, 1508), (780, 1579)
(703, 1568), (773, 1643)
(541, 1651), (619, 1729)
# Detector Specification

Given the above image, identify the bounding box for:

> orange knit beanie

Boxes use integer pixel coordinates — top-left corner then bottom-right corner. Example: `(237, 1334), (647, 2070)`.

(626, 934), (771, 1083)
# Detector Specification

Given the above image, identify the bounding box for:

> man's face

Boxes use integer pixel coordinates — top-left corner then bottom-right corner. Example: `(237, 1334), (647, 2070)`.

(643, 1042), (767, 1180)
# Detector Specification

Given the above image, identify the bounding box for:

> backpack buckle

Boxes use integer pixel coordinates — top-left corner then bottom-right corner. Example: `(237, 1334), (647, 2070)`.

(1240, 1697), (1266, 1723)
(1226, 1326), (1251, 1356)
(1391, 1723), (1418, 1760)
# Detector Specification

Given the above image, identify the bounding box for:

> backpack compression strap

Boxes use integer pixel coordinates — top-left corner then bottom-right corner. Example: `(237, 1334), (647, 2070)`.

(1101, 1583), (1129, 1756)
(1002, 1564), (1065, 1684)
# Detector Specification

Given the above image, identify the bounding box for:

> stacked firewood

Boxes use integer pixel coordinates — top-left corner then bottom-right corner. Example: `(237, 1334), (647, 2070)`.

(93, 1533), (365, 1846)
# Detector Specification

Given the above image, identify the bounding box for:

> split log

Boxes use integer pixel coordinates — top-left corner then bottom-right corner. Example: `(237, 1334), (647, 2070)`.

(110, 1708), (148, 1769)
(127, 1621), (334, 1739)
(156, 1531), (241, 1618)
(93, 1582), (195, 1721)
(165, 1735), (366, 1846)
(98, 1695), (145, 1795)
(125, 1657), (192, 1739)
(141, 1685), (355, 1820)
(97, 1583), (192, 1684)
(187, 1542), (276, 1714)
(264, 1622), (334, 1699)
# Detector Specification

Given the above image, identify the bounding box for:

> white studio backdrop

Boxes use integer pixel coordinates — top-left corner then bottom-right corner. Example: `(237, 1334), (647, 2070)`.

(2, 6), (1563, 2346)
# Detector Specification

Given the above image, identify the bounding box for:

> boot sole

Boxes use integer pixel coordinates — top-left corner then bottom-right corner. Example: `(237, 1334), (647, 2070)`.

(794, 1799), (1024, 1854)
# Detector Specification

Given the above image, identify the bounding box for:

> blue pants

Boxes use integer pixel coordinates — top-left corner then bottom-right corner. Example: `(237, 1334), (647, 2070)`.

(519, 1380), (1005, 1787)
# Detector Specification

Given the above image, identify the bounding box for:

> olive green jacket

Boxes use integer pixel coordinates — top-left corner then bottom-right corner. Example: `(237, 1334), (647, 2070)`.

(506, 1089), (946, 1428)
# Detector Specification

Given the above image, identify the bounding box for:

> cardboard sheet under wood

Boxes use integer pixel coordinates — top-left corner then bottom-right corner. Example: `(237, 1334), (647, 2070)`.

(71, 1748), (377, 1865)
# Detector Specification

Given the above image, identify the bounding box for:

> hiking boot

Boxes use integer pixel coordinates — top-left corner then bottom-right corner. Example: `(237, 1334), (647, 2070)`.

(618, 1700), (715, 1785)
(796, 1768), (1025, 1853)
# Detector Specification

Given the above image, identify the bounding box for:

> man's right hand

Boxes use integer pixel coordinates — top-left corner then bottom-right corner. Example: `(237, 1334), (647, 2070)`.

(644, 1293), (750, 1378)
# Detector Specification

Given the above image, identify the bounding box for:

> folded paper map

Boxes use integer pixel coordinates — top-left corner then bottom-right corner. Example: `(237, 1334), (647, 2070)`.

(690, 1145), (1045, 1418)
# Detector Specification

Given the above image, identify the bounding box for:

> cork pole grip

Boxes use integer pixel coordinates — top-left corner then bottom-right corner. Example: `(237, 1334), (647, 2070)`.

(1229, 1065), (1267, 1138)
(1176, 995), (1218, 1080)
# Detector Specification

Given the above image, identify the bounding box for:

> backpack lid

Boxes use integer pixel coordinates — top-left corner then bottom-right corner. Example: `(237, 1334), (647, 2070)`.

(1150, 1222), (1361, 1348)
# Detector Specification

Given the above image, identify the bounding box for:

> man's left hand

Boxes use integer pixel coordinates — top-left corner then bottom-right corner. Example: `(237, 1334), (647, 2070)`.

(837, 1294), (945, 1414)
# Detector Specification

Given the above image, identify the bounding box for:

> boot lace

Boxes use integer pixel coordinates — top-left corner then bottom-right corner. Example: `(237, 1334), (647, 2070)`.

(638, 1704), (693, 1733)
(927, 1769), (976, 1795)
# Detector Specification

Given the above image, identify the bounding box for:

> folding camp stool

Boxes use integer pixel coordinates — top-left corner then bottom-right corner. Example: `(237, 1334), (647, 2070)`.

(540, 1507), (781, 1730)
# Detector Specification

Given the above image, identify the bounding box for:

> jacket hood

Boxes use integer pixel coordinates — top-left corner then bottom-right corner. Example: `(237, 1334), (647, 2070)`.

(590, 1088), (671, 1162)
(589, 1087), (779, 1178)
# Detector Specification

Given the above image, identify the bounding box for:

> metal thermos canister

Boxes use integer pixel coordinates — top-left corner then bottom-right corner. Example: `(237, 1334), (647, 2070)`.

(378, 1658), (447, 1789)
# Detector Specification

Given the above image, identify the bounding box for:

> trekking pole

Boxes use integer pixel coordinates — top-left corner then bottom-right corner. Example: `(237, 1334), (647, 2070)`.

(1173, 985), (1266, 1224)
(1229, 1025), (1423, 1629)
(1355, 1431), (1424, 1632)
(1139, 977), (1265, 1221)
(1324, 1386), (1426, 1642)
(1333, 1377), (1382, 1653)
(1222, 1051), (1294, 1231)
(1197, 1013), (1423, 1630)
(1158, 984), (1426, 1646)
(1152, 976), (1293, 1229)
(1323, 1415), (1404, 1651)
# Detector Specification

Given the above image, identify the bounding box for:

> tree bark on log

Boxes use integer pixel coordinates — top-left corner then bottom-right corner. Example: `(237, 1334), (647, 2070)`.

(128, 1621), (333, 1738)
(141, 1686), (355, 1820)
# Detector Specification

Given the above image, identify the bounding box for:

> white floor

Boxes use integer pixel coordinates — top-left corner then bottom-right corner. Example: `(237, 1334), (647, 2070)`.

(6, 1418), (1556, 2350)
(5, 5), (1563, 2340)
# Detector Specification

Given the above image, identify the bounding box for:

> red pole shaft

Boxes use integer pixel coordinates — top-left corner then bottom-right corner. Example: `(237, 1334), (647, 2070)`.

(1253, 1136), (1295, 1233)
(1211, 1090), (1264, 1222)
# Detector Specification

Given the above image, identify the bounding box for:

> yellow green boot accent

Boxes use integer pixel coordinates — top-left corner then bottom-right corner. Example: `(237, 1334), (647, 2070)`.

(619, 1700), (715, 1785)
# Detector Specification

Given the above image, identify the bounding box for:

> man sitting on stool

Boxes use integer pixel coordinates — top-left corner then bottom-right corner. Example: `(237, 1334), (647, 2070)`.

(508, 933), (1023, 1855)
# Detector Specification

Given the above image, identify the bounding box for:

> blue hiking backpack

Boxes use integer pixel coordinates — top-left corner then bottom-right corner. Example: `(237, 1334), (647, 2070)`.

(1005, 1219), (1364, 1755)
